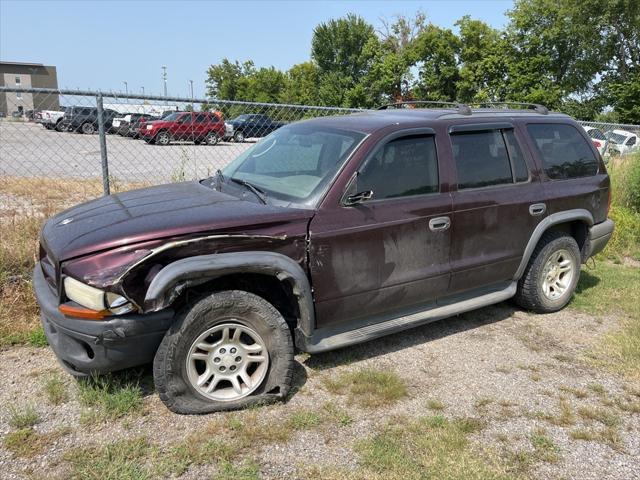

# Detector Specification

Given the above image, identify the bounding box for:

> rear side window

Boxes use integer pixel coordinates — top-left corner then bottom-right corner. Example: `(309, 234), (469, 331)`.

(358, 135), (439, 200)
(527, 124), (598, 179)
(451, 130), (514, 189)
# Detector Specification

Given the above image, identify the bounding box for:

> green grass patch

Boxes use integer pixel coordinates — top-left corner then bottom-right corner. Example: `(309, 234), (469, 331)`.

(572, 262), (640, 379)
(323, 368), (408, 408)
(6, 402), (40, 429)
(64, 437), (151, 480)
(426, 398), (446, 411)
(215, 461), (261, 480)
(42, 373), (69, 405)
(354, 415), (509, 480)
(529, 428), (560, 463)
(287, 408), (324, 430)
(77, 371), (145, 421)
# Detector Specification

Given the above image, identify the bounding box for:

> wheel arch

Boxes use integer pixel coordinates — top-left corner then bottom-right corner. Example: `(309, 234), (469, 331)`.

(144, 251), (315, 337)
(514, 209), (594, 280)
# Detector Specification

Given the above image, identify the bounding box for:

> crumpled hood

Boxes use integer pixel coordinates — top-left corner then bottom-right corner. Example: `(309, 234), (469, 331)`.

(41, 181), (311, 262)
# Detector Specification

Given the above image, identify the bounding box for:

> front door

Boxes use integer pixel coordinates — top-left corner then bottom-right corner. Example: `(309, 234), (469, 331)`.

(447, 124), (543, 294)
(174, 113), (194, 140)
(309, 133), (452, 329)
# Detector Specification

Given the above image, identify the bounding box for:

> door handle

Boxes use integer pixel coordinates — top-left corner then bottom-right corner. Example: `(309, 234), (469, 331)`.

(529, 203), (547, 216)
(429, 216), (451, 232)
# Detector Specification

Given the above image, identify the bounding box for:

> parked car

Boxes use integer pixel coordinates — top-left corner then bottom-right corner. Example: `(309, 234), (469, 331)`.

(582, 125), (608, 156)
(34, 103), (614, 414)
(127, 114), (159, 139)
(60, 106), (119, 134)
(140, 111), (225, 145)
(113, 113), (158, 136)
(605, 129), (638, 155)
(36, 108), (69, 131)
(224, 114), (286, 142)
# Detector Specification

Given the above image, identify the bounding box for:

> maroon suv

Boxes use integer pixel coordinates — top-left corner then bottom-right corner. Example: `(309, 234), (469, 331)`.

(141, 111), (225, 145)
(34, 103), (614, 414)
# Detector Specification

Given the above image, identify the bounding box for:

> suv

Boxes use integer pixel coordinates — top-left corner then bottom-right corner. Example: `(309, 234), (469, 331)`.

(34, 103), (614, 414)
(141, 111), (225, 145)
(114, 113), (158, 136)
(60, 106), (119, 134)
(225, 114), (286, 142)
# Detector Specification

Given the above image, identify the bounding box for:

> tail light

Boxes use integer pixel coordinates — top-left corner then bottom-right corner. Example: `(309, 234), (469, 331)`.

(593, 140), (601, 148)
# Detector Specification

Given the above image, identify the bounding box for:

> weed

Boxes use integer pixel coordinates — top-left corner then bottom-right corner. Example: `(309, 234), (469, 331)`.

(215, 461), (261, 480)
(6, 403), (39, 429)
(288, 408), (323, 430)
(323, 368), (407, 408)
(577, 406), (620, 427)
(530, 428), (560, 463)
(77, 371), (144, 421)
(322, 401), (353, 426)
(559, 386), (588, 399)
(474, 397), (494, 409)
(3, 427), (70, 457)
(43, 373), (69, 405)
(64, 437), (151, 480)
(426, 398), (445, 411)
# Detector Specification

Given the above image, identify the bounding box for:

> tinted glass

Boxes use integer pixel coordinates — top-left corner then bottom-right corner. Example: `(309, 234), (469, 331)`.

(587, 128), (606, 140)
(194, 114), (207, 123)
(358, 135), (439, 200)
(527, 124), (598, 179)
(452, 131), (512, 189)
(504, 130), (529, 182)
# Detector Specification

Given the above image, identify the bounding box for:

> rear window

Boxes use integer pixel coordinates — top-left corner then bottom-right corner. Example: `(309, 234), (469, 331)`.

(527, 124), (599, 179)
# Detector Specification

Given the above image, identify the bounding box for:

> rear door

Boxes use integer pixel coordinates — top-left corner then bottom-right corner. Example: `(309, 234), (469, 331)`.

(447, 123), (542, 294)
(309, 131), (453, 329)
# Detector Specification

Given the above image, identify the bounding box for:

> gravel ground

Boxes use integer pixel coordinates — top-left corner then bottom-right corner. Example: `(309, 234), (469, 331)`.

(0, 121), (251, 183)
(0, 302), (638, 479)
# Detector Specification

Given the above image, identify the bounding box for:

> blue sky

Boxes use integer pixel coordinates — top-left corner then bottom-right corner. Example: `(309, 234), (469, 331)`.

(0, 0), (513, 98)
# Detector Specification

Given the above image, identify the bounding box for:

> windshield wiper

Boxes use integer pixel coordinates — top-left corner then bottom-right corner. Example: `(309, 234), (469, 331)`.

(229, 177), (268, 204)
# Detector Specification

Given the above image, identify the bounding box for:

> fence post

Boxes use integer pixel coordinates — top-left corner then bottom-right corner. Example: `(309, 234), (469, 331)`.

(96, 92), (110, 196)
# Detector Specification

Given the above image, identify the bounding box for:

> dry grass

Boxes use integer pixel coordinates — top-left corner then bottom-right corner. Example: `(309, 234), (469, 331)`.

(322, 368), (408, 408)
(3, 427), (71, 458)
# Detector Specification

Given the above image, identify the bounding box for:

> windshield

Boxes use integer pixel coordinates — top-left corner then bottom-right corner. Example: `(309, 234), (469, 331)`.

(222, 123), (365, 205)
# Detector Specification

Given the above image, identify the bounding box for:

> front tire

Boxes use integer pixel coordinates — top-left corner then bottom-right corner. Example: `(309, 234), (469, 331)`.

(514, 231), (581, 313)
(153, 290), (294, 414)
(156, 131), (171, 146)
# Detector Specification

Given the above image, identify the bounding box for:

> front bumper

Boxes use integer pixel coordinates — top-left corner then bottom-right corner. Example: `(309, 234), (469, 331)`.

(586, 218), (615, 258)
(33, 265), (175, 376)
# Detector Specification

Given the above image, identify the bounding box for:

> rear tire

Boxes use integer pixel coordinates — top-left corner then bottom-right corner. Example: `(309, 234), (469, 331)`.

(205, 132), (220, 146)
(80, 122), (95, 134)
(514, 231), (581, 313)
(55, 120), (65, 132)
(153, 290), (294, 414)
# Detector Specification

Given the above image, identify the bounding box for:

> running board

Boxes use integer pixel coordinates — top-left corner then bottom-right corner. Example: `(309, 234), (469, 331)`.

(296, 282), (517, 353)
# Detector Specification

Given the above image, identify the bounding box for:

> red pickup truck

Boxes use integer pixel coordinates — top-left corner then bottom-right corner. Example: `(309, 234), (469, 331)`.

(140, 111), (225, 145)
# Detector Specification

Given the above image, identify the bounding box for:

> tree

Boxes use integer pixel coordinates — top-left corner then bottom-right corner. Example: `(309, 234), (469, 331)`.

(205, 59), (255, 100)
(456, 17), (509, 102)
(280, 62), (320, 105)
(311, 14), (378, 107)
(410, 25), (460, 101)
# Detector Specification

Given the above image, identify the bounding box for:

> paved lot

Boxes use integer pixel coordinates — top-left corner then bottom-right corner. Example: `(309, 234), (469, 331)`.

(0, 120), (252, 183)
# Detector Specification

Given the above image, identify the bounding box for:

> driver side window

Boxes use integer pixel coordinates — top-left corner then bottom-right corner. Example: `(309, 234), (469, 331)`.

(357, 135), (439, 200)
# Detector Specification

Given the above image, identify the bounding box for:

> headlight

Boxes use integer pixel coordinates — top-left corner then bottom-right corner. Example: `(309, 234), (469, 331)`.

(63, 276), (135, 315)
(146, 124), (153, 130)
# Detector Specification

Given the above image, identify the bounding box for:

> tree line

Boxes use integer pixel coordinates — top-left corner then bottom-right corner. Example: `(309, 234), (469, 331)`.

(206, 0), (639, 123)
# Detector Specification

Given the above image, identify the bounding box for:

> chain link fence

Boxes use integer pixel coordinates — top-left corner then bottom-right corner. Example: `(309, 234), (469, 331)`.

(1, 86), (638, 215)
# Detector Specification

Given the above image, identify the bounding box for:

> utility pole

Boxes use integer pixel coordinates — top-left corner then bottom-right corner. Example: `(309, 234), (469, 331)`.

(123, 81), (128, 95)
(141, 86), (145, 95)
(162, 65), (167, 97)
(188, 79), (194, 99)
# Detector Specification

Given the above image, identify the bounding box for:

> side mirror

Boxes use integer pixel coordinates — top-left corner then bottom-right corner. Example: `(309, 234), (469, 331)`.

(345, 190), (373, 206)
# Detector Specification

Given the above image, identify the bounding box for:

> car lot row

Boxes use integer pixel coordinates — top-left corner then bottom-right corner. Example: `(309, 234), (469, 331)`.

(34, 106), (287, 147)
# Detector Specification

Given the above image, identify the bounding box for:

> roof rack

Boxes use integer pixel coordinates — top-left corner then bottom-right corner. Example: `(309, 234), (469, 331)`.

(377, 101), (472, 116)
(474, 102), (549, 115)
